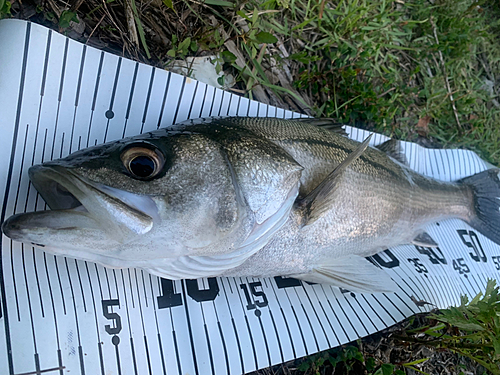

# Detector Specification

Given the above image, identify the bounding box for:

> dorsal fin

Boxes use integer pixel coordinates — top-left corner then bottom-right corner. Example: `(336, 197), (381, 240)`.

(376, 139), (408, 165)
(296, 118), (347, 136)
(300, 134), (373, 225)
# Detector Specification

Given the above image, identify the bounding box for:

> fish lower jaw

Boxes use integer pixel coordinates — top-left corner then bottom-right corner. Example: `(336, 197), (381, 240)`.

(27, 242), (146, 269)
(27, 165), (158, 237)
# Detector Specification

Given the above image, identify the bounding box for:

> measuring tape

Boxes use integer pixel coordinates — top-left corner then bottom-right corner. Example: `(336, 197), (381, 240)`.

(0, 19), (498, 375)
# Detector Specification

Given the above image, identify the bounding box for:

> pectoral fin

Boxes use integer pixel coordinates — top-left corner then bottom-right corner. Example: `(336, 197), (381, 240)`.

(293, 255), (398, 293)
(301, 135), (373, 224)
(412, 232), (439, 247)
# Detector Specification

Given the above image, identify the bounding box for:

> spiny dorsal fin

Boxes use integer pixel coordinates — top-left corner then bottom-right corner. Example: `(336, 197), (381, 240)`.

(376, 139), (408, 165)
(301, 134), (373, 225)
(296, 118), (347, 136)
(412, 232), (439, 247)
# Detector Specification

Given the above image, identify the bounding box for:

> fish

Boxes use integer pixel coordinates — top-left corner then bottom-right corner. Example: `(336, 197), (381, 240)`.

(2, 117), (500, 293)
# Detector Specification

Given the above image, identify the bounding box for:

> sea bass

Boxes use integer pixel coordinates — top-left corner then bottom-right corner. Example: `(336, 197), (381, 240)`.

(2, 117), (500, 292)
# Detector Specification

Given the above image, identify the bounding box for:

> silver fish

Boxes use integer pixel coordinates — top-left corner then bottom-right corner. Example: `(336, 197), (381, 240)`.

(2, 117), (500, 292)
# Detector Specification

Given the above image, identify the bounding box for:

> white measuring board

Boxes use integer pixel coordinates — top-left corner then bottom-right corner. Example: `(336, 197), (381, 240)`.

(0, 19), (499, 375)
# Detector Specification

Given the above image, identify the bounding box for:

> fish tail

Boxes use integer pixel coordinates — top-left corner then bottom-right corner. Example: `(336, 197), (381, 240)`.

(459, 169), (500, 245)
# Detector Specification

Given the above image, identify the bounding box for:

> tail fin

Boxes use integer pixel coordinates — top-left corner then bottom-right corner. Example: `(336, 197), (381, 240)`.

(459, 169), (500, 245)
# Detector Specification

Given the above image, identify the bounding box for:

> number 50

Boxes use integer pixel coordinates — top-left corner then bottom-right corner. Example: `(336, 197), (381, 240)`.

(457, 230), (487, 263)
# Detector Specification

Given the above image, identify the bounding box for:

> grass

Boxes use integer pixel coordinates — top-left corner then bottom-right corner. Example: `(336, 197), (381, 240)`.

(259, 280), (500, 375)
(210, 0), (500, 165)
(183, 0), (494, 167)
(398, 279), (500, 374)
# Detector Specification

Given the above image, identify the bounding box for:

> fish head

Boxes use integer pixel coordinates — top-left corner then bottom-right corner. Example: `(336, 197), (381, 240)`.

(2, 122), (303, 272)
(2, 129), (255, 265)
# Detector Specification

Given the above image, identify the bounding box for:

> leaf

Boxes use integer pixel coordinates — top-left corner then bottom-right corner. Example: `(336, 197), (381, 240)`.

(178, 37), (191, 54)
(251, 8), (258, 24)
(404, 358), (430, 366)
(214, 61), (222, 74)
(167, 49), (176, 58)
(289, 51), (311, 64)
(415, 115), (431, 136)
(493, 336), (500, 357)
(250, 45), (257, 59)
(255, 31), (278, 44)
(59, 10), (78, 29)
(441, 320), (485, 332)
(162, 0), (174, 10)
(298, 360), (311, 371)
(277, 0), (289, 8)
(203, 0), (234, 6)
(327, 354), (340, 367)
(365, 357), (376, 371)
(45, 11), (55, 21)
(130, 0), (151, 58)
(220, 51), (237, 63)
(343, 346), (363, 361)
(0, 0), (5, 12)
(134, 15), (151, 58)
(236, 10), (250, 21)
(382, 363), (395, 375)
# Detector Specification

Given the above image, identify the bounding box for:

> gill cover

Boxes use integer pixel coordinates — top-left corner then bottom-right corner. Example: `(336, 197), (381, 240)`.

(142, 127), (305, 279)
(217, 130), (304, 224)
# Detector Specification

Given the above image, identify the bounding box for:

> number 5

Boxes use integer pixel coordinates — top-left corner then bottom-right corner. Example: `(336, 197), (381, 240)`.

(102, 299), (122, 335)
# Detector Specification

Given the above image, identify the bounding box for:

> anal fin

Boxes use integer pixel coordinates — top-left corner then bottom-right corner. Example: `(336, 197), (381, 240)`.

(292, 255), (398, 293)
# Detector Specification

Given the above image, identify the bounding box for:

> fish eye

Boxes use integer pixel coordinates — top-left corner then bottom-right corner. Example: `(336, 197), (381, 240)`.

(121, 146), (164, 180)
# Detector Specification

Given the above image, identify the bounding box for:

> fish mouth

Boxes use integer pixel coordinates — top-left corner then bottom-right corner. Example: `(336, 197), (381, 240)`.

(2, 165), (158, 244)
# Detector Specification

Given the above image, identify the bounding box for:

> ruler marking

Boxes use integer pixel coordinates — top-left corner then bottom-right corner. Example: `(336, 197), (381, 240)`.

(119, 269), (137, 375)
(198, 84), (209, 118)
(49, 38), (69, 160)
(69, 45), (87, 153)
(86, 52), (104, 147)
(269, 280), (296, 358)
(235, 277), (258, 369)
(140, 68), (156, 133)
(64, 258), (85, 375)
(156, 72), (171, 129)
(180, 280), (199, 375)
(172, 77), (187, 125)
(220, 278), (244, 373)
(133, 269), (152, 375)
(186, 80), (199, 120)
(327, 287), (358, 339)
